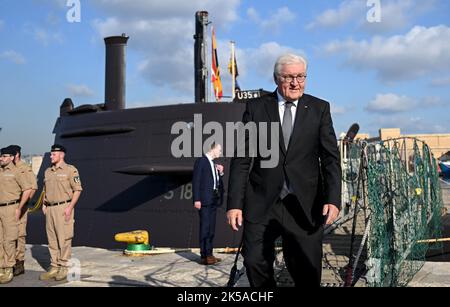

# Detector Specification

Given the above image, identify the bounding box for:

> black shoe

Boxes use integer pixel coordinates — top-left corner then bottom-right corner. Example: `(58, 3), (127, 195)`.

(13, 261), (25, 276)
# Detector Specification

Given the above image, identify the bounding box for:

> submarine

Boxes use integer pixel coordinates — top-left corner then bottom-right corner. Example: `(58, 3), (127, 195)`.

(27, 11), (268, 249)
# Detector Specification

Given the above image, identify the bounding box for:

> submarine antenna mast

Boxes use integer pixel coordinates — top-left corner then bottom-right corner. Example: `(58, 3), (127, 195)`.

(194, 11), (210, 103)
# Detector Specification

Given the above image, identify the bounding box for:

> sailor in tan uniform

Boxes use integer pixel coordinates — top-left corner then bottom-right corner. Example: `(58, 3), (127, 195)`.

(39, 145), (82, 282)
(8, 145), (37, 276)
(0, 147), (33, 284)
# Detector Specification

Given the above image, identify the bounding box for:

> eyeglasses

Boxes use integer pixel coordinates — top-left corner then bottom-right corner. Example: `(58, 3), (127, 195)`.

(278, 74), (307, 83)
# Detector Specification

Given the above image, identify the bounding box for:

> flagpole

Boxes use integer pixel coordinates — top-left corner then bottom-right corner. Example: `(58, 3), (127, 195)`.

(206, 24), (210, 103)
(212, 26), (215, 103)
(230, 41), (236, 100)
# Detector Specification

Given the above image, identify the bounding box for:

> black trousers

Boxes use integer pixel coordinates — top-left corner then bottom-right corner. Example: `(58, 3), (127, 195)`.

(198, 202), (218, 258)
(242, 195), (323, 287)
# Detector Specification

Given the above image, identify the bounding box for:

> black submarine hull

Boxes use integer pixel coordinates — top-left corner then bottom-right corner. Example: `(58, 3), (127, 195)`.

(28, 102), (246, 249)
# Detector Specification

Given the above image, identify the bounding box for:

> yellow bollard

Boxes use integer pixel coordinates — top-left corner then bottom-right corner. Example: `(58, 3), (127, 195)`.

(115, 230), (152, 255)
(115, 230), (150, 245)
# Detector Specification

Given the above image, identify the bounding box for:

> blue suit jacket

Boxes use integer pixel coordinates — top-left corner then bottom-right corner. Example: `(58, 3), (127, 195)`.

(193, 156), (223, 206)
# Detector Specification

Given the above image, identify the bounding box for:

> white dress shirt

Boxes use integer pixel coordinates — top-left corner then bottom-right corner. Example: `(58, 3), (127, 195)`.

(205, 153), (219, 190)
(277, 90), (298, 126)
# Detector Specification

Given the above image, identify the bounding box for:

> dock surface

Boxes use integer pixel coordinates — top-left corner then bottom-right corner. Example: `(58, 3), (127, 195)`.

(3, 180), (449, 287)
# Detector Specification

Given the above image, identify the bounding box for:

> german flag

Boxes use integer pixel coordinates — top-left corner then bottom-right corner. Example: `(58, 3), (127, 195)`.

(228, 55), (239, 77)
(228, 54), (241, 91)
(211, 27), (223, 101)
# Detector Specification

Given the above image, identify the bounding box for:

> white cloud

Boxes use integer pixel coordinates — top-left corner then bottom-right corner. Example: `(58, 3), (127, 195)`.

(308, 0), (436, 33)
(362, 0), (418, 33)
(91, 0), (241, 95)
(239, 42), (306, 82)
(34, 28), (64, 46)
(365, 93), (448, 117)
(41, 0), (66, 9)
(307, 0), (362, 30)
(247, 7), (296, 33)
(93, 17), (195, 94)
(325, 25), (450, 82)
(92, 1), (304, 99)
(371, 115), (449, 134)
(366, 93), (416, 113)
(247, 7), (259, 23)
(331, 104), (346, 115)
(422, 96), (449, 108)
(92, 0), (240, 28)
(0, 50), (26, 65)
(46, 12), (62, 26)
(430, 76), (450, 87)
(66, 84), (95, 97)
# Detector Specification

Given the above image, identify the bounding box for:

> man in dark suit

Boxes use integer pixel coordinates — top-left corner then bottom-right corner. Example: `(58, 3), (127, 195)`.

(193, 143), (224, 265)
(227, 54), (341, 287)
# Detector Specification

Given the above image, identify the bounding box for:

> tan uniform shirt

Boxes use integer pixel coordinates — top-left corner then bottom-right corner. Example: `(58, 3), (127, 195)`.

(15, 160), (38, 190)
(44, 162), (83, 205)
(0, 163), (32, 203)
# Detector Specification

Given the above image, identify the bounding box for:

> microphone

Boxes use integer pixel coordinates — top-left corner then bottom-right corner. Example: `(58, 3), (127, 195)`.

(343, 123), (360, 143)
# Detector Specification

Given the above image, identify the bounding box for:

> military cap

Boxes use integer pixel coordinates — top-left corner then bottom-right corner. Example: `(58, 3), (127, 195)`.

(8, 145), (21, 155)
(1, 147), (16, 156)
(51, 144), (66, 153)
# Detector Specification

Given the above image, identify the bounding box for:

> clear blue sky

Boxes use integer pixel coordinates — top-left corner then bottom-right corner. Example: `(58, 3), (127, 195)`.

(1, 0), (449, 155)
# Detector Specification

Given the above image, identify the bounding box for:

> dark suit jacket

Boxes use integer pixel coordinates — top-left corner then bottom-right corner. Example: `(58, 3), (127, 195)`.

(227, 91), (341, 226)
(193, 156), (224, 206)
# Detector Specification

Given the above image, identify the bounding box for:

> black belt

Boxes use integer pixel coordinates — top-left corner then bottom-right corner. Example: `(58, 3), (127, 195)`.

(0, 200), (19, 207)
(47, 199), (72, 207)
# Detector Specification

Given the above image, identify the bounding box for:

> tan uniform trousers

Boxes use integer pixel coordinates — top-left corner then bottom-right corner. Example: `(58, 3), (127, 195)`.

(45, 203), (74, 268)
(0, 204), (19, 269)
(16, 208), (28, 262)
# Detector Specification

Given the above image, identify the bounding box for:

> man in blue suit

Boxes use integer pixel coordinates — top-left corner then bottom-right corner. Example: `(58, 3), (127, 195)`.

(192, 143), (224, 265)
